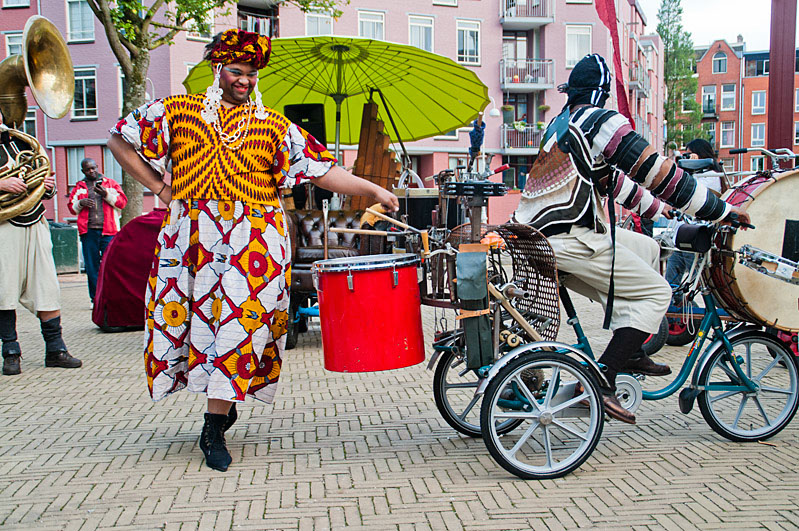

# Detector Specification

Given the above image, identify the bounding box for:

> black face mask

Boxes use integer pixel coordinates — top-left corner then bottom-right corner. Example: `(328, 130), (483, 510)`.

(558, 54), (612, 109)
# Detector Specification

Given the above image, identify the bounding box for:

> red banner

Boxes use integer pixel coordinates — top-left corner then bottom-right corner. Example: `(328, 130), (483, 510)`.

(595, 0), (634, 128)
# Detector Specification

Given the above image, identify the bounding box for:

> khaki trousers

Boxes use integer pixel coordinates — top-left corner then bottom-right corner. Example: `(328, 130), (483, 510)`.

(0, 219), (61, 313)
(548, 226), (671, 335)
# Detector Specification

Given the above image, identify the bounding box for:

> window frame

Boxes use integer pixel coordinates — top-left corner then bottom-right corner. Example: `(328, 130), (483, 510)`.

(187, 12), (214, 42)
(305, 11), (333, 36)
(456, 19), (481, 65)
(4, 32), (22, 56)
(66, 146), (85, 186)
(720, 84), (736, 111)
(751, 155), (765, 172)
(565, 24), (592, 68)
(795, 88), (799, 113)
(795, 121), (799, 145)
(751, 123), (765, 147)
(752, 90), (766, 115)
(712, 51), (727, 74)
(433, 0), (457, 6)
(72, 67), (98, 120)
(408, 15), (434, 53)
(22, 108), (36, 137)
(703, 122), (716, 147)
(2, 0), (30, 8)
(702, 85), (717, 114)
(66, 0), (95, 43)
(721, 157), (734, 173)
(358, 10), (385, 41)
(720, 121), (735, 148)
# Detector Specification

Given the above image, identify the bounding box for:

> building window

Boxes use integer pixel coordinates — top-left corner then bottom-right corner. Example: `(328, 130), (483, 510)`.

(187, 12), (214, 41)
(712, 51), (727, 74)
(795, 121), (799, 145)
(3, 0), (30, 7)
(72, 68), (97, 119)
(117, 68), (127, 118)
(720, 121), (735, 148)
(102, 146), (123, 182)
(358, 11), (384, 40)
(702, 85), (716, 114)
(306, 12), (333, 36)
(795, 88), (799, 113)
(436, 129), (459, 140)
(721, 157), (734, 172)
(752, 90), (766, 114)
(720, 84), (735, 111)
(703, 122), (716, 147)
(409, 15), (434, 52)
(751, 155), (765, 172)
(745, 58), (769, 76)
(751, 123), (765, 147)
(67, 0), (95, 42)
(433, 0), (457, 5)
(66, 147), (85, 186)
(566, 25), (592, 68)
(456, 20), (480, 65)
(22, 108), (36, 137)
(681, 92), (694, 113)
(5, 33), (22, 56)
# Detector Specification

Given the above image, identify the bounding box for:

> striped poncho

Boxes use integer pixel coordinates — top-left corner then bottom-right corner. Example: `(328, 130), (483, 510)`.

(513, 106), (730, 234)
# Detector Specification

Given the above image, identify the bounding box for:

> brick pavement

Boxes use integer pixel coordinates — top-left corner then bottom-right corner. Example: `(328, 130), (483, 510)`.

(2, 273), (799, 530)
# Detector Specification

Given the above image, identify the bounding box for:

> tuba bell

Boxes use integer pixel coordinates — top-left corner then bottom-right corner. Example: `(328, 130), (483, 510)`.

(0, 15), (74, 223)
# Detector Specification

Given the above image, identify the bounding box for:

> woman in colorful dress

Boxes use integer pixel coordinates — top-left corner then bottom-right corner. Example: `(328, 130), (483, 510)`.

(108, 29), (398, 472)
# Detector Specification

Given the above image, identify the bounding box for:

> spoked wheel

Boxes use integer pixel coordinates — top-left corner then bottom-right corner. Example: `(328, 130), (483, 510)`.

(666, 316), (701, 346)
(433, 348), (522, 437)
(641, 316), (669, 356)
(480, 352), (604, 479)
(697, 331), (799, 442)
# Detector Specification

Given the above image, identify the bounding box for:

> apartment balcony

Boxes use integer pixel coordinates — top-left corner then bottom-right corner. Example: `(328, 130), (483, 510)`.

(500, 59), (555, 93)
(502, 124), (543, 155)
(238, 12), (279, 38)
(628, 64), (650, 97)
(499, 0), (554, 30)
(702, 103), (718, 119)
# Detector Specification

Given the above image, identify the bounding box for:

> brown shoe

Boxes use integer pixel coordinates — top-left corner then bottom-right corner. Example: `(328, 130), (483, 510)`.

(602, 393), (636, 424)
(623, 354), (671, 376)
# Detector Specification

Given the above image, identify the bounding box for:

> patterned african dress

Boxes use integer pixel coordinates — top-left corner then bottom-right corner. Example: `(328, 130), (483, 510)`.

(112, 93), (335, 403)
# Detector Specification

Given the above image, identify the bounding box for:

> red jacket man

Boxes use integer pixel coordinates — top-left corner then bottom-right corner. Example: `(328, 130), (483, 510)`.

(67, 159), (128, 302)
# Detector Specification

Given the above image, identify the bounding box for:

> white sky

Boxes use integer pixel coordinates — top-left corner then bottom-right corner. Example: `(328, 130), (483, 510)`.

(635, 0), (796, 52)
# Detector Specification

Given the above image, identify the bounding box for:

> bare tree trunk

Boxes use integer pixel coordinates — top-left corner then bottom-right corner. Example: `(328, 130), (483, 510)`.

(119, 50), (150, 227)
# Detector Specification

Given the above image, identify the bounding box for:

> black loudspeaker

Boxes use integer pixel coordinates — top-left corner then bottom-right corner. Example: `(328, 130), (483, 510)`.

(283, 103), (327, 146)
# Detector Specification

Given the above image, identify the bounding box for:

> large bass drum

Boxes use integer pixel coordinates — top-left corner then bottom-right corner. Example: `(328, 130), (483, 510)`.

(705, 170), (799, 332)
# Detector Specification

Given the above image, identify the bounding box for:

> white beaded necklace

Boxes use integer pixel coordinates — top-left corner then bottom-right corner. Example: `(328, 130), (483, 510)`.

(213, 100), (253, 151)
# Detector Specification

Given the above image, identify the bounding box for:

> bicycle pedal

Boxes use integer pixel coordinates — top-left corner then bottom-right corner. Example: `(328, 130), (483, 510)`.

(678, 388), (700, 414)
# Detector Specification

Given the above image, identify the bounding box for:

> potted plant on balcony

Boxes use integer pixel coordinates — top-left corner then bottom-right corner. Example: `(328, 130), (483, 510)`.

(537, 104), (550, 120)
(536, 121), (546, 131)
(501, 104), (515, 124)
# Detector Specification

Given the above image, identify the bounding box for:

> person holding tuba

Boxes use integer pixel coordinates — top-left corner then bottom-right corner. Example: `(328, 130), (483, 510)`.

(0, 115), (82, 375)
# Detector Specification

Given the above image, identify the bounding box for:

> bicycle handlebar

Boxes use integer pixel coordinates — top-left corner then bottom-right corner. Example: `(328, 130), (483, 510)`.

(727, 147), (799, 160)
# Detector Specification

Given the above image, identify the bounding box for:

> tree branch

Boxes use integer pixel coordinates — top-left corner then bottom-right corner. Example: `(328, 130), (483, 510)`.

(87, 0), (136, 72)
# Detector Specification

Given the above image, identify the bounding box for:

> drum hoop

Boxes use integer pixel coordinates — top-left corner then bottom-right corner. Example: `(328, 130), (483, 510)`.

(314, 253), (420, 272)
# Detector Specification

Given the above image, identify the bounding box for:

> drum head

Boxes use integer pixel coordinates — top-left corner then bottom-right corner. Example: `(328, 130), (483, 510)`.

(314, 253), (419, 272)
(725, 170), (799, 331)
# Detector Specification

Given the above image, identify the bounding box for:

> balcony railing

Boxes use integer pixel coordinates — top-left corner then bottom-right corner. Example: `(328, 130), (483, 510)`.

(501, 0), (553, 18)
(702, 102), (717, 117)
(500, 58), (555, 90)
(502, 124), (544, 151)
(628, 63), (650, 95)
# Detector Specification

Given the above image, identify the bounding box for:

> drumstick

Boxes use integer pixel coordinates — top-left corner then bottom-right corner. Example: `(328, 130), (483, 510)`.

(365, 207), (422, 234)
(330, 227), (393, 236)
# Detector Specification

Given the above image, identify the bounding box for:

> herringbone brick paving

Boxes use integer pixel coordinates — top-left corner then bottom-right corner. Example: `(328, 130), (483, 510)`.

(2, 274), (799, 530)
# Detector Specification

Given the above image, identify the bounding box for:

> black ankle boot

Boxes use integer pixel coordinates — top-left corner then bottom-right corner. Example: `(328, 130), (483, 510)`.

(2, 342), (21, 376)
(200, 413), (232, 472)
(44, 349), (82, 368)
(222, 403), (238, 433)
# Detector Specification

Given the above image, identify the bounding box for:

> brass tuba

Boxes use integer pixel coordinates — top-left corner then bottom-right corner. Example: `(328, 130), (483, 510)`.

(0, 15), (74, 222)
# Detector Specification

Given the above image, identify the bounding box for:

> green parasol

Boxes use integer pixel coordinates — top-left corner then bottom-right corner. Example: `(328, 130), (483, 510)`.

(183, 36), (490, 159)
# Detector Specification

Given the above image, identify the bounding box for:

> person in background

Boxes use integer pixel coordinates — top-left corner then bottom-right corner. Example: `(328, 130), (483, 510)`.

(0, 116), (82, 375)
(67, 159), (128, 303)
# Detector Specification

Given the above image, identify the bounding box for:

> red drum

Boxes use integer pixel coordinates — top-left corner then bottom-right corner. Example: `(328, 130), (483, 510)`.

(705, 170), (799, 332)
(313, 253), (425, 372)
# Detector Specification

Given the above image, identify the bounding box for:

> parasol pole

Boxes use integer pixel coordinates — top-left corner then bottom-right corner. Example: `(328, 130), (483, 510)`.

(332, 94), (344, 161)
(331, 44), (349, 162)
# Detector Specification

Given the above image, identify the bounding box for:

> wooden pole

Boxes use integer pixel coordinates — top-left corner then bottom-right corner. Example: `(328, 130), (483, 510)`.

(767, 0), (797, 159)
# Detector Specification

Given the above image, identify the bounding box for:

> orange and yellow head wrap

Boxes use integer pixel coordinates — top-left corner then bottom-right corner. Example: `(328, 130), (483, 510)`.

(204, 29), (271, 70)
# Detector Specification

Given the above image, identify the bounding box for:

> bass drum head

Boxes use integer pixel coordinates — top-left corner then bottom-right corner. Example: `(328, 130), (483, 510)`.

(723, 170), (799, 332)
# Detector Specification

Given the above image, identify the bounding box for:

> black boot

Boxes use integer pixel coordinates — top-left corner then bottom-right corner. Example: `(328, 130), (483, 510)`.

(44, 349), (82, 368)
(222, 403), (238, 433)
(199, 413), (232, 472)
(1, 311), (20, 375)
(2, 342), (21, 376)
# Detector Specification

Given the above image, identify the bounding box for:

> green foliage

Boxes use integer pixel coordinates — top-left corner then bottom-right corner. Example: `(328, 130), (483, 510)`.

(657, 0), (706, 150)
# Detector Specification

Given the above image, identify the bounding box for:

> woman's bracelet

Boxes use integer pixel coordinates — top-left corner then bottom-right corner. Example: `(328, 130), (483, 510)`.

(156, 182), (167, 199)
